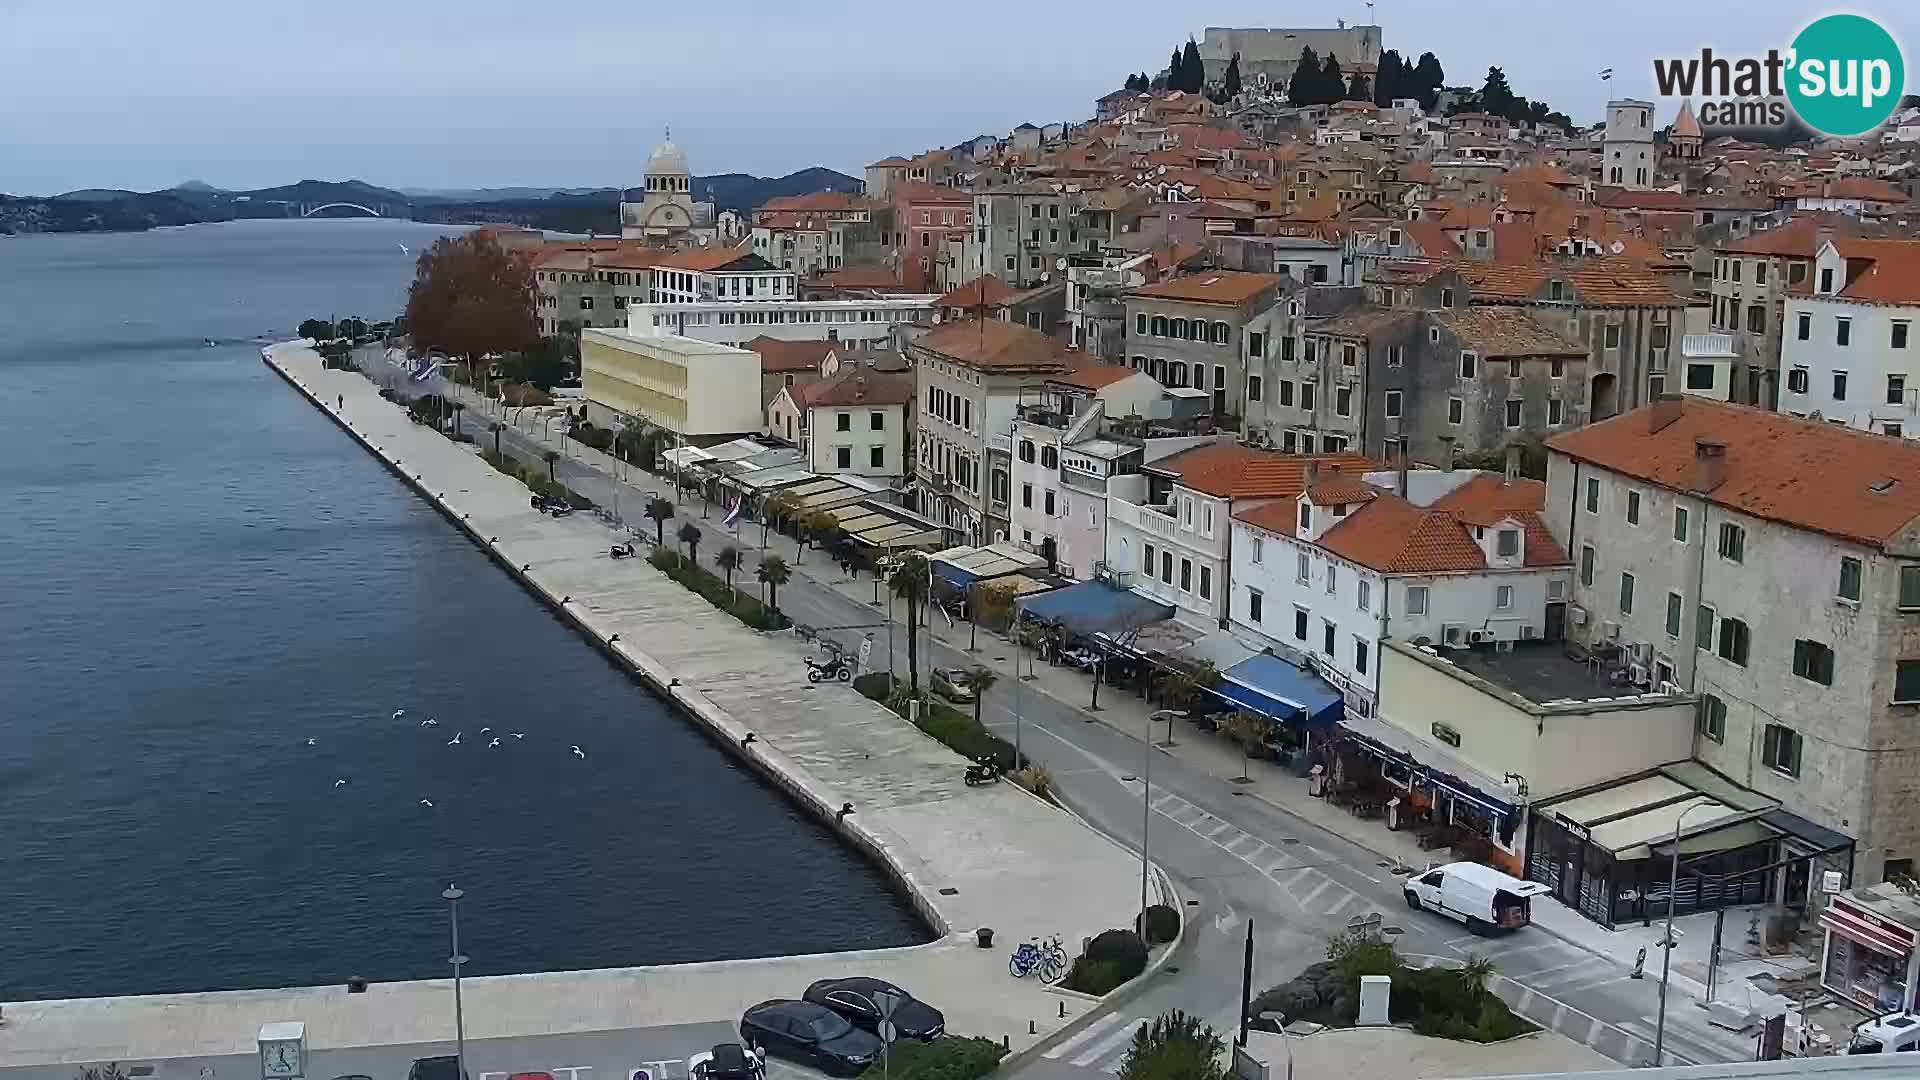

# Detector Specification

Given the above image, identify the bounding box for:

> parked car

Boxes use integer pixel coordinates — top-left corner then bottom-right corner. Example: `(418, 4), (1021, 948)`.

(408, 1058), (466, 1080)
(1849, 1012), (1920, 1054)
(1403, 861), (1550, 934)
(931, 668), (974, 701)
(740, 999), (884, 1077)
(803, 977), (946, 1041)
(689, 1043), (765, 1080)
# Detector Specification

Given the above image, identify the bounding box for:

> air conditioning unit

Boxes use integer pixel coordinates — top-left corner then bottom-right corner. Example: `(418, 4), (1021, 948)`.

(1469, 629), (1498, 644)
(1631, 641), (1654, 667)
(1628, 663), (1649, 684)
(1657, 680), (1682, 695)
(1494, 639), (1515, 654)
(1442, 624), (1467, 646)
(1599, 619), (1621, 640)
(1568, 605), (1589, 627)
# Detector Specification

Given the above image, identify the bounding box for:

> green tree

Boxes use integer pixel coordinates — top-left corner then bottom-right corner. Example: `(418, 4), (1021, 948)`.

(1287, 46), (1320, 106)
(762, 491), (798, 547)
(644, 496), (675, 547)
(1346, 70), (1372, 101)
(1222, 53), (1242, 98)
(1458, 952), (1498, 1001)
(298, 318), (334, 340)
(1168, 48), (1183, 91)
(402, 231), (539, 377)
(757, 554), (791, 613)
(1224, 711), (1266, 781)
(503, 335), (576, 391)
(1480, 65), (1517, 122)
(678, 521), (702, 564)
(543, 449), (560, 484)
(889, 553), (931, 699)
(1374, 49), (1403, 106)
(716, 545), (743, 603)
(1413, 51), (1446, 110)
(1180, 37), (1204, 94)
(968, 664), (999, 731)
(1319, 54), (1345, 105)
(1170, 660), (1221, 711)
(1119, 1010), (1225, 1080)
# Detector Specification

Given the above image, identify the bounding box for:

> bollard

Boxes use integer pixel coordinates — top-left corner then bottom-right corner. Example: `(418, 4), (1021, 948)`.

(1001, 1036), (1009, 1050)
(1631, 946), (1646, 979)
(1029, 1020), (1037, 1035)
(1058, 1001), (1066, 1018)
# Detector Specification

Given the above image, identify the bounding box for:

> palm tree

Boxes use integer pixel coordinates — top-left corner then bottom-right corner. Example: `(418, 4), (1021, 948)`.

(716, 545), (743, 604)
(1457, 953), (1498, 1001)
(757, 554), (791, 613)
(543, 449), (560, 484)
(644, 497), (675, 547)
(678, 521), (703, 564)
(967, 664), (999, 731)
(890, 552), (931, 699)
(451, 401), (466, 438)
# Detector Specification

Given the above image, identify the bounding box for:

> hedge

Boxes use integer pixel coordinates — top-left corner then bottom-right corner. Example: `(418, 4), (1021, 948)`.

(480, 449), (593, 509)
(864, 1036), (1005, 1080)
(852, 674), (1021, 771)
(1063, 928), (1148, 995)
(1138, 903), (1181, 945)
(647, 550), (789, 631)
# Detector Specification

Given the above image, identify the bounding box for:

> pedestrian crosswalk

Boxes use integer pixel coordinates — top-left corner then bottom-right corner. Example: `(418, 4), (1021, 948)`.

(1041, 1012), (1147, 1073)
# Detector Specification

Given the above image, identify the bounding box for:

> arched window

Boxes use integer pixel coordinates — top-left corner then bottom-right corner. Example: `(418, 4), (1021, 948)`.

(1151, 315), (1168, 337)
(1170, 317), (1187, 339)
(1213, 321), (1231, 344)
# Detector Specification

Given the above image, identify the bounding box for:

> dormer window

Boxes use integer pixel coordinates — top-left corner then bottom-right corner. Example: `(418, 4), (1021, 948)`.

(1497, 528), (1520, 558)
(1549, 280), (1565, 301)
(1298, 502), (1311, 530)
(1333, 503), (1348, 518)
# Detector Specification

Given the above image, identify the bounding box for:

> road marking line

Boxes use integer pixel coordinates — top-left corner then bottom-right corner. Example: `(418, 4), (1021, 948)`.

(1070, 1016), (1149, 1068)
(1225, 833), (1261, 856)
(1278, 866), (1317, 887)
(1518, 958), (1605, 982)
(1045, 1012), (1126, 1059)
(1205, 821), (1238, 842)
(1322, 891), (1360, 917)
(1297, 878), (1335, 909)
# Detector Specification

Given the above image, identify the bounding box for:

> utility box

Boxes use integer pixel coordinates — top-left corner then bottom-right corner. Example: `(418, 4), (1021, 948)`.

(1357, 974), (1391, 1025)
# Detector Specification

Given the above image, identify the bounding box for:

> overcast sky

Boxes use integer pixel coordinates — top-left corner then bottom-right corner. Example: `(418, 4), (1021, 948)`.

(2, 0), (1914, 195)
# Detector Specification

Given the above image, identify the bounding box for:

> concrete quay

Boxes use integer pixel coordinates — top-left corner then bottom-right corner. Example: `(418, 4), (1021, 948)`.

(0, 343), (1155, 1071)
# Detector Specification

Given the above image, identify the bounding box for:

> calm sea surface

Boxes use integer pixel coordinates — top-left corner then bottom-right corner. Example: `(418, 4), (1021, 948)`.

(0, 220), (924, 1001)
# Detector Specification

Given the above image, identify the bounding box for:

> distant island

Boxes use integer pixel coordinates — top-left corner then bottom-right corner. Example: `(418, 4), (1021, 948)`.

(0, 169), (862, 235)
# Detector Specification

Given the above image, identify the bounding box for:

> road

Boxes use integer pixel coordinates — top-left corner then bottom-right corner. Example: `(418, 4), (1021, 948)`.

(387, 358), (1759, 1074)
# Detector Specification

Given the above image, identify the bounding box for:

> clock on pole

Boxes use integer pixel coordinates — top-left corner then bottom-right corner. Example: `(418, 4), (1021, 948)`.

(258, 1021), (307, 1080)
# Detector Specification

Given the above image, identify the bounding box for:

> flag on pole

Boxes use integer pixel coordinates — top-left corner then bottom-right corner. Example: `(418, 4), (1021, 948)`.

(723, 498), (741, 530)
(1598, 68), (1614, 81)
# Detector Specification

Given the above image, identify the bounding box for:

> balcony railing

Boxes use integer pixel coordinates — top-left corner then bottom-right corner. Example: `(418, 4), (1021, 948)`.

(1109, 497), (1179, 540)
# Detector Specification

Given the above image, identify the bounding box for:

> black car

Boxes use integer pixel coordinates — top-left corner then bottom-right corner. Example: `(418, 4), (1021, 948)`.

(690, 1043), (763, 1080)
(740, 999), (884, 1077)
(408, 1058), (466, 1080)
(802, 977), (946, 1042)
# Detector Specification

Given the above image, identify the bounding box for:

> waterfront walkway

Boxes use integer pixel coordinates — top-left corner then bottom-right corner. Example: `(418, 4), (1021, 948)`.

(0, 344), (1150, 1069)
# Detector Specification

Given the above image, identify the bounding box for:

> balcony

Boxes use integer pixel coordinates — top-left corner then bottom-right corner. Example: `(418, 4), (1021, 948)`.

(1109, 496), (1179, 540)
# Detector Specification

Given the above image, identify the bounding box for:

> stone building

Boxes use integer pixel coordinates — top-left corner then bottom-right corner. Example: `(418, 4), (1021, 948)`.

(621, 136), (720, 245)
(1197, 25), (1383, 97)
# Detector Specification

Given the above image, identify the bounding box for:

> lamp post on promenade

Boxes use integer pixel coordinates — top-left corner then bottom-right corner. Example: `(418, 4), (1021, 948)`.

(443, 884), (470, 1080)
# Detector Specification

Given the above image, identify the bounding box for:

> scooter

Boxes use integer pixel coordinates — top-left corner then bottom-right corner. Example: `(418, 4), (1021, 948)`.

(609, 542), (636, 560)
(804, 656), (851, 683)
(964, 758), (1001, 786)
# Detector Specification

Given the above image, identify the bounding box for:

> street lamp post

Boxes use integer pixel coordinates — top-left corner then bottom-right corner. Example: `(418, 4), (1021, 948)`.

(1139, 709), (1153, 933)
(443, 884), (469, 1080)
(1653, 801), (1715, 1066)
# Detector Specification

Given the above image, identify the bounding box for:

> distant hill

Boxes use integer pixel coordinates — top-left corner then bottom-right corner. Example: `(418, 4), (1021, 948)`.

(53, 189), (141, 202)
(694, 167), (862, 212)
(404, 186), (606, 202)
(174, 180), (220, 192)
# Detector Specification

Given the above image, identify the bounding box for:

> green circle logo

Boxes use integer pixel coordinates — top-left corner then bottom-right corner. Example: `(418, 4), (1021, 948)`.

(1787, 14), (1906, 137)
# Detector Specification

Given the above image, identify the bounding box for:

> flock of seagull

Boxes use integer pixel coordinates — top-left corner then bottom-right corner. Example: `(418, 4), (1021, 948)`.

(316, 708), (588, 808)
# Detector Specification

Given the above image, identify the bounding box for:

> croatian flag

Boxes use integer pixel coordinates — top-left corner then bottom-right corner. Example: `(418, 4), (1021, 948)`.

(723, 498), (741, 529)
(409, 357), (444, 384)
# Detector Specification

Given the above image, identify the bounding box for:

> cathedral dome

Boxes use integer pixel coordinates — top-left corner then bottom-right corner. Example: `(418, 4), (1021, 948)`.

(647, 140), (690, 177)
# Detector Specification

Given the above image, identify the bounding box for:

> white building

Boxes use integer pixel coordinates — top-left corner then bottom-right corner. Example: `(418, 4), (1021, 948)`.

(1229, 465), (1573, 720)
(1779, 238), (1920, 439)
(580, 328), (762, 439)
(628, 297), (939, 350)
(621, 137), (720, 245)
(643, 247), (798, 305)
(1600, 98), (1655, 189)
(764, 355), (914, 482)
(1105, 445), (1373, 630)
(1547, 395), (1920, 888)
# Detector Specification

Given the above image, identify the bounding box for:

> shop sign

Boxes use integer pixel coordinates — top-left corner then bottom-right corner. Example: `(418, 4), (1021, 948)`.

(1556, 812), (1591, 841)
(1430, 721), (1462, 747)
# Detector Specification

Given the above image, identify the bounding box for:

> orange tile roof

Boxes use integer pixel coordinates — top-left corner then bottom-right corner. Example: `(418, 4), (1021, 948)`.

(761, 191), (871, 213)
(1132, 271), (1286, 306)
(803, 369), (915, 409)
(1431, 308), (1588, 357)
(646, 243), (758, 272)
(1833, 239), (1920, 305)
(747, 336), (834, 373)
(912, 318), (1073, 372)
(1150, 447), (1377, 500)
(1306, 470), (1381, 506)
(1317, 498), (1492, 573)
(1053, 362), (1138, 391)
(1431, 473), (1548, 517)
(938, 274), (1017, 308)
(1547, 397), (1920, 547)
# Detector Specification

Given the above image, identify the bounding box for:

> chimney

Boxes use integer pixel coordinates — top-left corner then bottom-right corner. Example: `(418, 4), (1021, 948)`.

(1504, 444), (1522, 482)
(1437, 435), (1456, 472)
(1397, 435), (1412, 498)
(1693, 438), (1728, 493)
(1303, 460), (1321, 490)
(1648, 392), (1684, 434)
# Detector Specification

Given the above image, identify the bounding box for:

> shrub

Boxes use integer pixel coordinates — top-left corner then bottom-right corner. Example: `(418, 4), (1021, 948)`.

(852, 672), (891, 701)
(1065, 929), (1148, 994)
(646, 550), (790, 631)
(1013, 764), (1056, 802)
(1119, 1010), (1225, 1080)
(868, 1036), (1006, 1080)
(1138, 903), (1181, 945)
(852, 675), (1021, 771)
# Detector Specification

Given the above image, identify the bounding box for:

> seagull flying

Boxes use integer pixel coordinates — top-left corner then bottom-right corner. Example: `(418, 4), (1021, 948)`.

(306, 737), (317, 746)
(393, 709), (406, 720)
(480, 727), (491, 735)
(419, 798), (434, 807)
(334, 778), (349, 787)
(511, 732), (525, 740)
(398, 242), (410, 255)
(448, 732), (462, 746)
(420, 718), (439, 727)
(571, 745), (586, 759)
(489, 738), (501, 748)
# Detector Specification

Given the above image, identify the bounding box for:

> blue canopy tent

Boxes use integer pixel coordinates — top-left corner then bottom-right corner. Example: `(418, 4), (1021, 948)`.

(1212, 654), (1344, 729)
(1016, 580), (1174, 642)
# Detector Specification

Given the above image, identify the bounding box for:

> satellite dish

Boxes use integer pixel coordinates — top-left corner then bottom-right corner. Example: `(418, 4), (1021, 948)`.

(1056, 257), (1068, 271)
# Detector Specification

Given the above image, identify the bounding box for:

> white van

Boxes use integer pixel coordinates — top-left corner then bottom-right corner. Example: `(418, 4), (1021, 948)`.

(1848, 1013), (1920, 1054)
(1403, 861), (1551, 934)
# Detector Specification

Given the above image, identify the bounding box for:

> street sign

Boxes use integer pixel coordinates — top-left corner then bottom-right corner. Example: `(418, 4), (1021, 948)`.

(858, 636), (874, 674)
(877, 1020), (899, 1043)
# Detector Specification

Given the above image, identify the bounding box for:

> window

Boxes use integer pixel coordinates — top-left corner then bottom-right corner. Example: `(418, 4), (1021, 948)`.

(1326, 563), (1337, 595)
(1796, 312), (1811, 341)
(1833, 371), (1849, 401)
(1505, 399), (1522, 428)
(1890, 375), (1908, 405)
(1897, 661), (1920, 704)
(1354, 638), (1369, 676)
(1384, 390), (1402, 418)
(1021, 483), (1032, 508)
(1323, 619), (1336, 656)
(1626, 490), (1641, 525)
(1895, 322), (1911, 350)
(1198, 565), (1213, 601)
(1838, 557), (1863, 603)
(1162, 551), (1173, 584)
(836, 413), (852, 432)
(1717, 616), (1750, 666)
(1300, 383), (1315, 411)
(1651, 324), (1671, 350)
(1788, 366), (1809, 394)
(1696, 604), (1715, 649)
(1837, 318), (1852, 347)
(1718, 522), (1745, 563)
(1358, 579), (1371, 612)
(1618, 571), (1635, 614)
(1697, 695), (1727, 743)
(1406, 586), (1429, 615)
(1580, 544), (1595, 587)
(1549, 399), (1564, 425)
(1761, 724), (1802, 777)
(1821, 267), (1835, 293)
(836, 446), (851, 469)
(1686, 363), (1715, 390)
(1793, 639), (1835, 686)
(1290, 606), (1311, 643)
(1604, 324), (1620, 350)
(1585, 477), (1600, 514)
(1336, 387), (1352, 417)
(1248, 375), (1263, 402)
(1250, 536), (1264, 564)
(1497, 583), (1515, 610)
(1673, 505), (1690, 542)
(1249, 331), (1265, 357)
(870, 411), (885, 431)
(1441, 288), (1454, 308)
(869, 445), (886, 471)
(1666, 591), (1684, 637)
(1248, 588), (1264, 623)
(1342, 344), (1357, 368)
(1179, 558), (1192, 592)
(1649, 374), (1666, 399)
(1143, 541), (1155, 575)
(1043, 490), (1055, 516)
(1747, 306), (1766, 334)
(1901, 565), (1920, 610)
(1459, 351), (1477, 378)
(1448, 397), (1463, 425)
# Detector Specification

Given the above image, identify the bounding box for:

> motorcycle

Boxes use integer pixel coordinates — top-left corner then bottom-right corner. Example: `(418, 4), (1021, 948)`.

(964, 757), (1002, 786)
(609, 542), (636, 560)
(804, 656), (851, 683)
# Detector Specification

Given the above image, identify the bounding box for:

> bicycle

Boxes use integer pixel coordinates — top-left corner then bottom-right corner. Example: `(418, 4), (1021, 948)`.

(1009, 935), (1069, 984)
(1037, 934), (1068, 983)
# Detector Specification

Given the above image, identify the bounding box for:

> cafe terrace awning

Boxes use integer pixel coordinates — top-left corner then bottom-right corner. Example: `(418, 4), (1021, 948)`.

(1017, 581), (1173, 639)
(930, 543), (1045, 589)
(1214, 654), (1344, 729)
